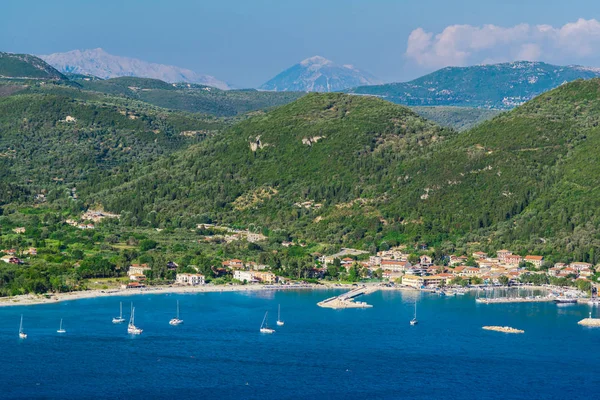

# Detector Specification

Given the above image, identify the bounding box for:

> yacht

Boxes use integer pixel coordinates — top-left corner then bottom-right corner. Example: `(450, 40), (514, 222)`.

(19, 314), (27, 339)
(554, 296), (578, 304)
(57, 318), (66, 334)
(112, 302), (126, 324)
(169, 300), (184, 326)
(260, 311), (275, 334)
(276, 304), (284, 326)
(127, 304), (143, 335)
(410, 302), (418, 325)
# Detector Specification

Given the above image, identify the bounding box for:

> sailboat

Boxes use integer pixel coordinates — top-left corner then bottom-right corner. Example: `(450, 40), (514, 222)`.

(410, 302), (418, 325)
(276, 304), (284, 326)
(169, 300), (183, 325)
(112, 302), (125, 324)
(19, 314), (27, 339)
(127, 304), (143, 335)
(57, 319), (66, 334)
(260, 311), (275, 334)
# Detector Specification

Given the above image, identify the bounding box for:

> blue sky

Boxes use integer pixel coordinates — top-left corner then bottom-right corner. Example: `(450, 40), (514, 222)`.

(2, 0), (600, 87)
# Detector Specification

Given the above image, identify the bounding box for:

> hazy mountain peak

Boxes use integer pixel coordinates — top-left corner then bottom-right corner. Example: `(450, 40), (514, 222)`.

(300, 56), (333, 67)
(40, 48), (230, 90)
(261, 57), (381, 92)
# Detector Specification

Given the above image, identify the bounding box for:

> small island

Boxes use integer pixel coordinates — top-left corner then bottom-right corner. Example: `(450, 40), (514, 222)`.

(482, 326), (524, 334)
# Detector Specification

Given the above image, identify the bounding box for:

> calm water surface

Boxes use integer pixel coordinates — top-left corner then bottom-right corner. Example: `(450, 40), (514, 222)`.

(0, 289), (599, 399)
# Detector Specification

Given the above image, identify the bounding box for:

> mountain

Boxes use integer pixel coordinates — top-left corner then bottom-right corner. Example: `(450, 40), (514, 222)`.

(348, 61), (600, 109)
(79, 79), (600, 260)
(260, 56), (381, 92)
(0, 86), (230, 205)
(40, 48), (230, 90)
(85, 92), (449, 233)
(0, 52), (65, 80)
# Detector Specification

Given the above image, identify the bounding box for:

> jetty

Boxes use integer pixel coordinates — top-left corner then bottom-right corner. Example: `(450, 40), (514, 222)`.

(578, 312), (600, 327)
(482, 326), (524, 334)
(318, 286), (376, 309)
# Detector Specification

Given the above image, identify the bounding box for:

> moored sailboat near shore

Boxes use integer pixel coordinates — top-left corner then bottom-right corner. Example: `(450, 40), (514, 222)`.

(19, 314), (27, 339)
(260, 311), (275, 334)
(113, 302), (125, 324)
(276, 304), (284, 326)
(57, 318), (66, 334)
(127, 304), (143, 335)
(169, 300), (183, 325)
(410, 301), (418, 326)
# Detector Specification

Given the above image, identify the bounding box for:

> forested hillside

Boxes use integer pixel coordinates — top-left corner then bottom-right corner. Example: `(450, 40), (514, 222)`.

(0, 52), (65, 80)
(81, 80), (600, 261)
(78, 77), (305, 116)
(0, 91), (229, 205)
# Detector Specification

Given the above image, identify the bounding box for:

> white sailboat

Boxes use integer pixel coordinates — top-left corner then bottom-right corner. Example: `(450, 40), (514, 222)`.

(19, 314), (27, 339)
(276, 304), (284, 326)
(260, 311), (275, 334)
(112, 302), (125, 324)
(410, 302), (418, 325)
(57, 318), (66, 334)
(169, 300), (183, 325)
(127, 304), (143, 335)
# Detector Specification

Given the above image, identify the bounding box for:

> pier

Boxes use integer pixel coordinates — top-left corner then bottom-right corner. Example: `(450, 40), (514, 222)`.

(318, 286), (376, 309)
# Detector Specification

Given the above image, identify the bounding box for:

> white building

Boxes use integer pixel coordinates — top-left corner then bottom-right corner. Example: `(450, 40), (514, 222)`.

(176, 273), (205, 285)
(234, 270), (257, 283)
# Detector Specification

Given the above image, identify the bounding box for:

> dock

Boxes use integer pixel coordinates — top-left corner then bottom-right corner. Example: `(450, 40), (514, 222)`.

(318, 286), (376, 309)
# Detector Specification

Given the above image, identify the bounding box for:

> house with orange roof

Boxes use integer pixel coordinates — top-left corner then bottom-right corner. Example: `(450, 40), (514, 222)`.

(524, 255), (544, 268)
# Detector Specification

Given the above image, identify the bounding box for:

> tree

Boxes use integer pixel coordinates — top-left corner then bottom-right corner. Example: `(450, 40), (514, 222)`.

(139, 239), (157, 251)
(498, 275), (510, 286)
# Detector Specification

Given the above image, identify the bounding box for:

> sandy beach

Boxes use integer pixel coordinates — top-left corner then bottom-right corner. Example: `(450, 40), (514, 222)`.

(0, 283), (367, 308)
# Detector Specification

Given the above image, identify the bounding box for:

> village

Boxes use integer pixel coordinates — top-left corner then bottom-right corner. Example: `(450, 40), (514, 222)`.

(116, 245), (597, 295)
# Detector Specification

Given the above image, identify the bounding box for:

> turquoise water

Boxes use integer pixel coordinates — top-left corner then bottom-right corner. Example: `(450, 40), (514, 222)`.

(1, 289), (599, 399)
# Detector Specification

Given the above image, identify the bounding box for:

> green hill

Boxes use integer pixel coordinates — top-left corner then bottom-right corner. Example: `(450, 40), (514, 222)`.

(0, 91), (230, 205)
(78, 77), (305, 116)
(348, 61), (600, 109)
(84, 93), (451, 233)
(410, 106), (502, 131)
(0, 52), (65, 80)
(80, 80), (600, 260)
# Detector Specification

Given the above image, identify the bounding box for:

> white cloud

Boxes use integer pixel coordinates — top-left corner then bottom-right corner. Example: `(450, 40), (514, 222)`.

(405, 18), (600, 69)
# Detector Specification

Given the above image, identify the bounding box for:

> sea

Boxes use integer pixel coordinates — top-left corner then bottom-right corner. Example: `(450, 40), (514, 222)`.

(0, 288), (598, 399)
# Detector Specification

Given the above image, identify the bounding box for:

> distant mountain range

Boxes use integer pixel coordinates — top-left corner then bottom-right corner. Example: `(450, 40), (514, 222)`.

(348, 61), (600, 109)
(39, 48), (230, 90)
(260, 56), (381, 92)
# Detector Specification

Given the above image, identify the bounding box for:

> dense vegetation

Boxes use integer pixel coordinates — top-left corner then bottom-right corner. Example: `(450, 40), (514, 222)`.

(79, 77), (305, 116)
(0, 88), (230, 205)
(348, 61), (600, 109)
(0, 52), (65, 80)
(411, 106), (502, 131)
(73, 80), (600, 263)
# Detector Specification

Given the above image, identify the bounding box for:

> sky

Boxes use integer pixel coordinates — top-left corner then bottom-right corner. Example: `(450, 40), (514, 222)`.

(2, 0), (600, 87)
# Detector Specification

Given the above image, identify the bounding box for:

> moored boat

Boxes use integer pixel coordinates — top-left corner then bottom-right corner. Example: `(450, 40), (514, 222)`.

(260, 311), (275, 334)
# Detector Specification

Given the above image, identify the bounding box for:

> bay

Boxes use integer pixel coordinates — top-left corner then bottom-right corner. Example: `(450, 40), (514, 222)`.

(0, 289), (598, 399)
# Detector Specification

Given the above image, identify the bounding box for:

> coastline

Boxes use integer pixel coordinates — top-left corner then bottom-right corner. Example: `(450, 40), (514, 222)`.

(0, 283), (375, 308)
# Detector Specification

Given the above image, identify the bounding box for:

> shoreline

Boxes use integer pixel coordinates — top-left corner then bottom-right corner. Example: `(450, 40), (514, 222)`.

(0, 283), (380, 308)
